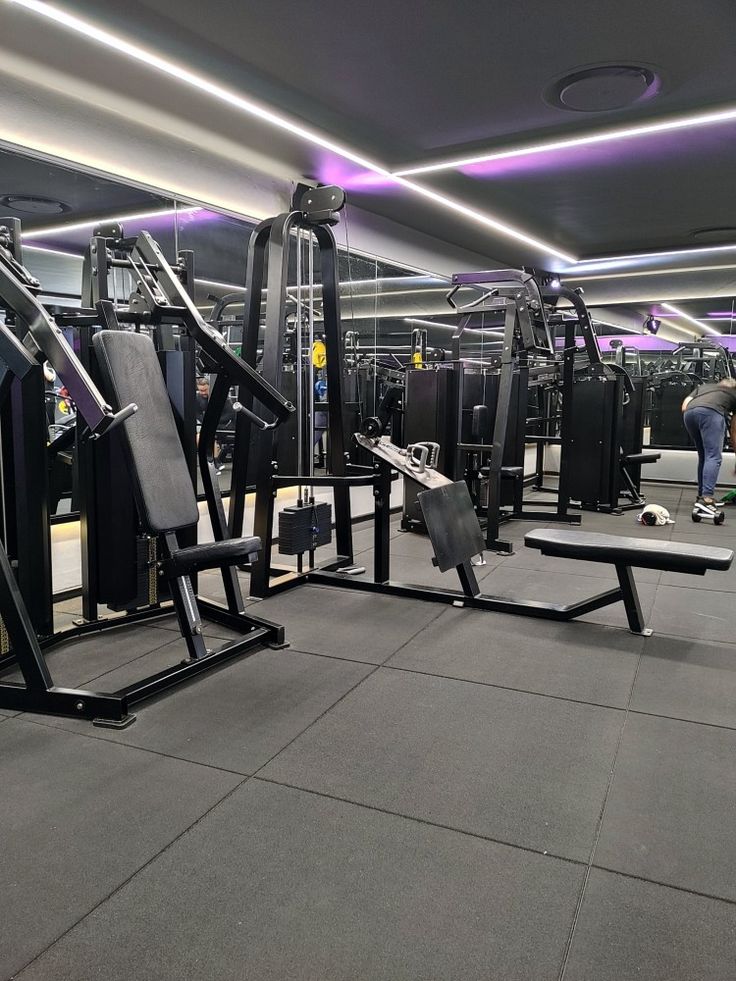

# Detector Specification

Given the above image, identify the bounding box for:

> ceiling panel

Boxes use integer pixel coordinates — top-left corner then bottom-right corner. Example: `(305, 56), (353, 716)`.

(421, 121), (736, 256)
(4, 0), (736, 313)
(65, 0), (736, 164)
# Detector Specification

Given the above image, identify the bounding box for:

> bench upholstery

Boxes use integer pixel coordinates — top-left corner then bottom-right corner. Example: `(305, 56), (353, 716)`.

(525, 529), (733, 575)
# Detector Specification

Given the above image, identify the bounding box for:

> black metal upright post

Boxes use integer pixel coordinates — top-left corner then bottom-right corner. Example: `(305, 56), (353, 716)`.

(228, 221), (271, 540)
(312, 223), (352, 560)
(484, 297), (516, 550)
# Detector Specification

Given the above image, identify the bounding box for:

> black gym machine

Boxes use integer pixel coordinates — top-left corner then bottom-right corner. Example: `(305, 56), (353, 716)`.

(0, 218), (294, 726)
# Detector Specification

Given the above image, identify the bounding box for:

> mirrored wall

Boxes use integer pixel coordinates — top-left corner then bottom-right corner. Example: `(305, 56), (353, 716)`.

(0, 143), (467, 520)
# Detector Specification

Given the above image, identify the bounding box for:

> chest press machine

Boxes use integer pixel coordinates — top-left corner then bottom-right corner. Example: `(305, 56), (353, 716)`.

(0, 222), (294, 728)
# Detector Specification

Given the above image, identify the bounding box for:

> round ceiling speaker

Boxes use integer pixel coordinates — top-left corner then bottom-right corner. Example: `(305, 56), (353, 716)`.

(0, 194), (70, 215)
(546, 66), (660, 112)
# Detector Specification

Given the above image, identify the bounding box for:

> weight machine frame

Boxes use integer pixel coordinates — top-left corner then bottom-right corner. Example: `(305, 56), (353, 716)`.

(446, 270), (580, 552)
(0, 222), (292, 725)
(229, 186), (361, 598)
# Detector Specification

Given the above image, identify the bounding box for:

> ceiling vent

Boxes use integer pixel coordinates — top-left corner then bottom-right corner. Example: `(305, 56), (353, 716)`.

(546, 65), (660, 112)
(0, 194), (70, 215)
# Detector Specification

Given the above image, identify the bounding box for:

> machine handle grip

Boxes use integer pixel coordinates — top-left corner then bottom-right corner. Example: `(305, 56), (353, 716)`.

(233, 401), (280, 431)
(408, 444), (429, 473)
(89, 402), (138, 439)
(406, 441), (441, 474)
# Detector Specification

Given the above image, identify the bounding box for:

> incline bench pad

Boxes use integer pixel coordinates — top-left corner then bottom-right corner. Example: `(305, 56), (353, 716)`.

(93, 330), (200, 534)
(525, 529), (733, 575)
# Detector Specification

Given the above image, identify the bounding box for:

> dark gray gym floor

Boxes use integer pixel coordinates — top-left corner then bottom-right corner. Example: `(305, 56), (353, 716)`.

(3, 483), (736, 980)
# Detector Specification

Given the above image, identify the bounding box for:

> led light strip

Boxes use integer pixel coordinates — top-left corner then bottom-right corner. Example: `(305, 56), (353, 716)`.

(658, 317), (702, 339)
(23, 243), (83, 259)
(660, 302), (721, 336)
(6, 0), (573, 263)
(393, 106), (736, 177)
(23, 206), (201, 238)
(569, 262), (736, 282)
(404, 317), (465, 331)
(568, 242), (736, 271)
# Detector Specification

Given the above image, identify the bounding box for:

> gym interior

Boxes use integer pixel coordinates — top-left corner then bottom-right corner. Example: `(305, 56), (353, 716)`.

(1, 2), (736, 978)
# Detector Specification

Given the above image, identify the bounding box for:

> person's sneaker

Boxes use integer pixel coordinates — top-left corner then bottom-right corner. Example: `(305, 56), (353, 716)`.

(694, 498), (718, 516)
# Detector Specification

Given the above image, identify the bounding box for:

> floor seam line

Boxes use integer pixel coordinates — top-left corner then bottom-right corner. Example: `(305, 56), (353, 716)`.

(381, 662), (633, 712)
(628, 707), (736, 733)
(73, 634), (186, 687)
(557, 643), (646, 981)
(590, 864), (736, 907)
(253, 774), (587, 868)
(11, 716), (251, 777)
(9, 774), (253, 981)
(250, 605), (448, 779)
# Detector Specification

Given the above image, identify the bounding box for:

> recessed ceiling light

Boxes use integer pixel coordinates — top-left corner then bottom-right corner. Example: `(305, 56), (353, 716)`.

(0, 193), (70, 214)
(546, 65), (660, 113)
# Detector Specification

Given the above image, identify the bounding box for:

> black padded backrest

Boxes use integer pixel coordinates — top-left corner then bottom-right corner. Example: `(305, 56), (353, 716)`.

(92, 330), (199, 534)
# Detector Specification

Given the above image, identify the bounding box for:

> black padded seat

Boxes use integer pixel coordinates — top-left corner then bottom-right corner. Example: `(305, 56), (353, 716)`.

(164, 537), (261, 578)
(525, 528), (733, 575)
(624, 451), (661, 465)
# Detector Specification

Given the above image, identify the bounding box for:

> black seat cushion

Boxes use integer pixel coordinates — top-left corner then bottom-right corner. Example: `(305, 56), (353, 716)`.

(164, 537), (262, 578)
(623, 452), (661, 465)
(93, 330), (200, 534)
(525, 528), (733, 574)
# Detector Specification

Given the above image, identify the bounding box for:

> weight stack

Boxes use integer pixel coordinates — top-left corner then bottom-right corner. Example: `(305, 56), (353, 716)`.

(278, 503), (332, 555)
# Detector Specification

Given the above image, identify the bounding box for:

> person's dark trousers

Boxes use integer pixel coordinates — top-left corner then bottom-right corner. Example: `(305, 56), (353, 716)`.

(684, 405), (726, 497)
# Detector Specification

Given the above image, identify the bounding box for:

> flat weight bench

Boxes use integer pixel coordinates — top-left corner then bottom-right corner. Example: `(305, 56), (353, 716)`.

(525, 529), (734, 635)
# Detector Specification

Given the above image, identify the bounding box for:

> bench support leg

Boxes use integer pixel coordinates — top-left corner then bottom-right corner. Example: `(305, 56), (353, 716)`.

(615, 563), (653, 636)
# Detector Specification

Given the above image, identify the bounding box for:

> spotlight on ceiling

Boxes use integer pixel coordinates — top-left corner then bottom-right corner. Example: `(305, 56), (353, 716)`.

(643, 316), (661, 335)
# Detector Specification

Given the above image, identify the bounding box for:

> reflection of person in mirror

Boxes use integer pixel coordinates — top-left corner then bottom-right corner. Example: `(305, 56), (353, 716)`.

(196, 375), (237, 475)
(43, 361), (56, 427)
(195, 375), (210, 424)
(682, 378), (736, 505)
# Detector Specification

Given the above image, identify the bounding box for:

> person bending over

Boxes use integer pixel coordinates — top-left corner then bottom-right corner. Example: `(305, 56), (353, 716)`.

(682, 377), (736, 511)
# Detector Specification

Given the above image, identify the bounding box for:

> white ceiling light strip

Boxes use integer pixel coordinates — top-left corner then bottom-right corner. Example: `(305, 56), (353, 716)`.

(23, 243), (83, 259)
(660, 302), (721, 336)
(404, 317), (464, 331)
(568, 242), (736, 271)
(569, 262), (736, 282)
(394, 107), (736, 177)
(23, 206), (201, 238)
(6, 0), (573, 263)
(390, 174), (574, 262)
